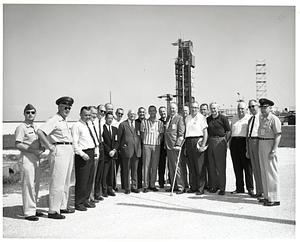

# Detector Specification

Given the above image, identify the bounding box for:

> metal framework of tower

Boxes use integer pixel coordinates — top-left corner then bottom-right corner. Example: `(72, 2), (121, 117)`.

(256, 59), (267, 100)
(173, 38), (195, 114)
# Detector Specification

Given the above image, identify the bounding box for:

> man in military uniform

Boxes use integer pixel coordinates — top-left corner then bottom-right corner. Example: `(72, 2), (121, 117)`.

(15, 104), (45, 221)
(257, 98), (281, 206)
(37, 96), (75, 219)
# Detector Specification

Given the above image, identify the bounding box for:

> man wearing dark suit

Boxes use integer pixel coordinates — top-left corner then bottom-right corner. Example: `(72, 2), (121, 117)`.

(118, 109), (142, 194)
(158, 106), (167, 188)
(164, 102), (185, 194)
(135, 107), (146, 189)
(102, 112), (119, 197)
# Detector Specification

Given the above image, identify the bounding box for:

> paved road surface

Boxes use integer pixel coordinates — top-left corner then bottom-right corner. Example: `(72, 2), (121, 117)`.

(2, 148), (295, 239)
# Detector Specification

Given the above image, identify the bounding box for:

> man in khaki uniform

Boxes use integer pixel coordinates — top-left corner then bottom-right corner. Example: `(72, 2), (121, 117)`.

(257, 98), (281, 206)
(15, 104), (45, 221)
(37, 96), (75, 219)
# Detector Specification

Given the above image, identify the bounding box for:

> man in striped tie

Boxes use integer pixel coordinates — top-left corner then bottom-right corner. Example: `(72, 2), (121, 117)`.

(140, 105), (164, 193)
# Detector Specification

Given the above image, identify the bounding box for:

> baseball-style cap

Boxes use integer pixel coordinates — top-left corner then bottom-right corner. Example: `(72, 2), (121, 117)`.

(55, 96), (74, 106)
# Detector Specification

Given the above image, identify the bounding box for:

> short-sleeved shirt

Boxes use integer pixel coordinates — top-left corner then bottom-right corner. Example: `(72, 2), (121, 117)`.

(258, 112), (281, 139)
(38, 113), (72, 143)
(207, 114), (231, 137)
(185, 113), (208, 137)
(140, 118), (164, 145)
(15, 122), (40, 152)
(231, 114), (251, 137)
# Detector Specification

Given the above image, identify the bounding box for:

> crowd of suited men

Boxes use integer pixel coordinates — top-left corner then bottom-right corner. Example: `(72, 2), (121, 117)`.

(14, 96), (281, 221)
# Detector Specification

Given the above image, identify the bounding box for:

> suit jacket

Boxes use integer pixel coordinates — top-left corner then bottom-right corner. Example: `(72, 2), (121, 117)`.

(164, 114), (185, 150)
(102, 124), (119, 161)
(118, 120), (142, 158)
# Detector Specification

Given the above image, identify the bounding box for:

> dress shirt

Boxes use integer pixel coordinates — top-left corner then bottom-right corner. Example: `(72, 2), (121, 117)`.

(248, 113), (260, 137)
(231, 114), (251, 137)
(71, 119), (95, 157)
(185, 113), (208, 137)
(258, 112), (282, 138)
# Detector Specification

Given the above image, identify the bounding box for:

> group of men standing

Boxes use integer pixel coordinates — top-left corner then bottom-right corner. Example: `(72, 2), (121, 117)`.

(14, 96), (282, 221)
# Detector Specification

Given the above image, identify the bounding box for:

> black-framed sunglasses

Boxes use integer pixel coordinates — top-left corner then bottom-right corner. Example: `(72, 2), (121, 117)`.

(100, 110), (106, 113)
(25, 111), (36, 115)
(117, 113), (124, 116)
(248, 105), (257, 108)
(64, 106), (71, 110)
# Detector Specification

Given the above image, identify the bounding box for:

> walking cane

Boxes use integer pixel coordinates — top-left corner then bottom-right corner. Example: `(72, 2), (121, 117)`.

(170, 140), (185, 196)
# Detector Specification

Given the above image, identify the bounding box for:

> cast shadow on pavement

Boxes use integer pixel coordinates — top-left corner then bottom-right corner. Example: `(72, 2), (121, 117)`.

(116, 202), (295, 225)
(187, 192), (258, 205)
(2, 205), (24, 220)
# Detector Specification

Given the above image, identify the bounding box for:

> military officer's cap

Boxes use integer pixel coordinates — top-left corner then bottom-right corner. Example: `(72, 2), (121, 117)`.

(259, 98), (274, 107)
(55, 96), (74, 106)
(23, 104), (36, 113)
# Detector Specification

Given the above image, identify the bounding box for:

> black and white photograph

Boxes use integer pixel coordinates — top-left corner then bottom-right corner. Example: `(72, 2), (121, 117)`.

(1, 0), (297, 239)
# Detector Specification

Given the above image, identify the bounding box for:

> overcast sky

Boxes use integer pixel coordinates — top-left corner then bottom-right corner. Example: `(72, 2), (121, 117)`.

(2, 1), (297, 121)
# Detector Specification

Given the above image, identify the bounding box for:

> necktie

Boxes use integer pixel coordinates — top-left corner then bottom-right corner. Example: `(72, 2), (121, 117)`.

(91, 121), (100, 144)
(130, 121), (135, 132)
(249, 116), (255, 138)
(108, 125), (112, 138)
(98, 119), (103, 142)
(86, 122), (97, 147)
(168, 116), (173, 129)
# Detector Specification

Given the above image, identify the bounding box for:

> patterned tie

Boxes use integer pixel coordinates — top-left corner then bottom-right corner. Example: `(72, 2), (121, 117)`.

(86, 122), (97, 147)
(249, 116), (255, 138)
(91, 121), (100, 144)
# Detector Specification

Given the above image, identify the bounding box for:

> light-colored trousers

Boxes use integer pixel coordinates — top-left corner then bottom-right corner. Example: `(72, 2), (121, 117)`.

(19, 153), (41, 217)
(258, 140), (280, 202)
(248, 138), (263, 195)
(142, 144), (160, 188)
(48, 145), (74, 214)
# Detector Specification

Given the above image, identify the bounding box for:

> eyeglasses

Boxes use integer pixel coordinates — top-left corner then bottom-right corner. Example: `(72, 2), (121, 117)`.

(25, 111), (36, 115)
(117, 113), (124, 116)
(64, 106), (71, 110)
(248, 105), (257, 108)
(100, 110), (106, 113)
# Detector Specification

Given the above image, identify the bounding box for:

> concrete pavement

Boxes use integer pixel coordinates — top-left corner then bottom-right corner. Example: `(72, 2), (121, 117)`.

(2, 147), (295, 239)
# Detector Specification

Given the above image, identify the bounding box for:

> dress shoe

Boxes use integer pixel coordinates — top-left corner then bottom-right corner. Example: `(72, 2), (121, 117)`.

(84, 202), (96, 208)
(196, 191), (204, 195)
(218, 190), (225, 195)
(124, 190), (130, 194)
(131, 188), (140, 193)
(25, 215), (39, 221)
(143, 188), (149, 193)
(102, 193), (108, 197)
(176, 189), (186, 194)
(75, 205), (87, 211)
(95, 196), (104, 201)
(258, 198), (268, 203)
(48, 213), (65, 219)
(187, 189), (197, 193)
(209, 188), (218, 193)
(35, 211), (44, 217)
(114, 187), (118, 192)
(149, 187), (159, 192)
(60, 207), (75, 214)
(231, 190), (244, 194)
(248, 190), (254, 196)
(108, 191), (116, 196)
(253, 193), (263, 198)
(263, 201), (280, 206)
(90, 199), (99, 203)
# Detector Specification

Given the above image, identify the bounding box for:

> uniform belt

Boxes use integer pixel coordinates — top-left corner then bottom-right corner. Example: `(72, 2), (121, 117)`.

(258, 137), (274, 140)
(232, 136), (246, 139)
(186, 136), (203, 139)
(248, 137), (258, 139)
(53, 142), (72, 145)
